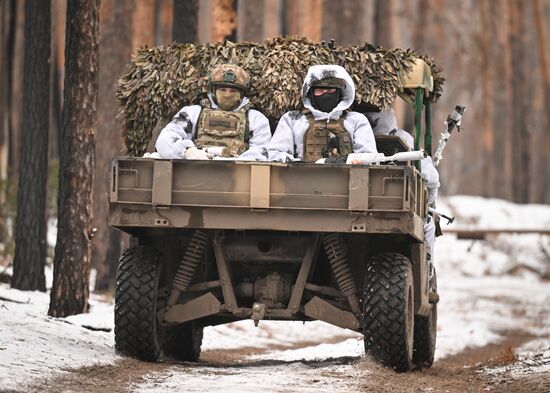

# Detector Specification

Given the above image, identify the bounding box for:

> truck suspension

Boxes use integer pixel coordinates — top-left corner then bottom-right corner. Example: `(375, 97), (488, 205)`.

(168, 230), (210, 306)
(321, 233), (361, 318)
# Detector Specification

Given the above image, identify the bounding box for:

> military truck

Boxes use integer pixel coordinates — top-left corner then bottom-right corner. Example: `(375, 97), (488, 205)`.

(110, 58), (438, 372)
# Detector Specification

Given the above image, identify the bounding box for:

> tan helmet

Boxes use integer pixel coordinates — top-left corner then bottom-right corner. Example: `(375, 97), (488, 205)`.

(208, 64), (250, 93)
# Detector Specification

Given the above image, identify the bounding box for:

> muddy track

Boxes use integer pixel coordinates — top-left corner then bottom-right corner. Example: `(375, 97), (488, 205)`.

(13, 330), (544, 393)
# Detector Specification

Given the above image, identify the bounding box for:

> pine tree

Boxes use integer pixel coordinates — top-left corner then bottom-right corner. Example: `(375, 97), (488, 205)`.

(11, 0), (51, 292)
(49, 0), (99, 317)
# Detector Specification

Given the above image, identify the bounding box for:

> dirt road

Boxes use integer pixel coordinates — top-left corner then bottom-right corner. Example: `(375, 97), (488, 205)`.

(2, 224), (549, 393)
(12, 328), (545, 393)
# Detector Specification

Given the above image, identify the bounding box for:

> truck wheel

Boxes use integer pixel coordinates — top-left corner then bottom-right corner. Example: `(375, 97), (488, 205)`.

(362, 253), (414, 372)
(163, 321), (203, 362)
(115, 246), (163, 361)
(413, 271), (437, 368)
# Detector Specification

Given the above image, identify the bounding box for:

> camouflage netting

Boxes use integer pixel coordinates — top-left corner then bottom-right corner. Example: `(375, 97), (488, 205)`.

(117, 36), (445, 156)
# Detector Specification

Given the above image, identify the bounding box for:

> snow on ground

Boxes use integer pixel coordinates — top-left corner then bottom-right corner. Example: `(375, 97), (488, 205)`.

(1, 196), (549, 391)
(483, 338), (550, 381)
(0, 288), (118, 392)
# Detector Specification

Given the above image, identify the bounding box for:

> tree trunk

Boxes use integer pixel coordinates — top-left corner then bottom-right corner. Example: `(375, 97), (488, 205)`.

(0, 0), (17, 229)
(263, 0), (281, 39)
(132, 0), (155, 51)
(152, 0), (172, 45)
(49, 0), (99, 317)
(11, 0), (51, 292)
(212, 0), (237, 42)
(489, 0), (511, 201)
(372, 0), (394, 48)
(8, 0), (24, 181)
(532, 0), (550, 203)
(0, 0), (18, 246)
(92, 0), (133, 293)
(173, 0), (198, 43)
(283, 0), (321, 41)
(480, 0), (494, 198)
(322, 0), (364, 45)
(237, 0), (264, 42)
(509, 0), (530, 203)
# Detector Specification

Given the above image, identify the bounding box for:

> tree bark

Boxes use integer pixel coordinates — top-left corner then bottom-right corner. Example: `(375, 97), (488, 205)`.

(372, 0), (394, 48)
(0, 0), (17, 205)
(132, 0), (155, 51)
(173, 0), (198, 43)
(49, 0), (99, 317)
(8, 0), (24, 181)
(11, 0), (51, 292)
(322, 0), (362, 45)
(211, 0), (236, 42)
(509, 0), (530, 203)
(489, 0), (512, 201)
(92, 0), (133, 293)
(263, 0), (281, 39)
(480, 0), (494, 198)
(532, 0), (550, 203)
(152, 0), (173, 45)
(237, 0), (264, 42)
(0, 0), (17, 244)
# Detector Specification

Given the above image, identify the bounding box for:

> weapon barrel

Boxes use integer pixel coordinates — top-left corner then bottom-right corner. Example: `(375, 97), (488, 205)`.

(388, 151), (426, 162)
(346, 150), (425, 165)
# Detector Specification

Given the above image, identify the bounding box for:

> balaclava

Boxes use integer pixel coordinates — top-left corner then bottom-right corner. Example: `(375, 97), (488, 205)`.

(311, 89), (340, 113)
(215, 87), (242, 111)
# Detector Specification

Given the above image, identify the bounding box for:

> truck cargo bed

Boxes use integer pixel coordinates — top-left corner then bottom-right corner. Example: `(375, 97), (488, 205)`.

(109, 158), (426, 239)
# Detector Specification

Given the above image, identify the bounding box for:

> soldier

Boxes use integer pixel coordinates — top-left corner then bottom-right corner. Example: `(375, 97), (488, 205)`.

(367, 108), (440, 301)
(155, 64), (271, 160)
(268, 65), (377, 162)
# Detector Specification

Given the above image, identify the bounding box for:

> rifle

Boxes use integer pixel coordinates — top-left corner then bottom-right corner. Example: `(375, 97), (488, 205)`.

(344, 150), (426, 165)
(428, 206), (455, 225)
(433, 105), (466, 167)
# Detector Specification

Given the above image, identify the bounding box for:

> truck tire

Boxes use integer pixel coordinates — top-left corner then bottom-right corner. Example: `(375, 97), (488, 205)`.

(413, 271), (437, 368)
(163, 321), (203, 362)
(115, 246), (163, 361)
(362, 253), (414, 372)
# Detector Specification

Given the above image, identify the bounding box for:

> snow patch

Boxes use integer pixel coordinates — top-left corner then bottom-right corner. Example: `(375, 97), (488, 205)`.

(1, 196), (549, 391)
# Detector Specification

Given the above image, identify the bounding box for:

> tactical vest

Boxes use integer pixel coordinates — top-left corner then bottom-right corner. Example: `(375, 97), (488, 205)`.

(196, 103), (250, 157)
(302, 111), (352, 161)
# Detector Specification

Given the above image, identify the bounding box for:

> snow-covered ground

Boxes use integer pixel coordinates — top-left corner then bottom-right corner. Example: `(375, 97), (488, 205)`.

(0, 196), (549, 392)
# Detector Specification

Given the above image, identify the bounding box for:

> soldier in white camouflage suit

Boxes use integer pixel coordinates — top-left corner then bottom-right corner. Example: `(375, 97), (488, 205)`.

(155, 64), (271, 161)
(367, 109), (440, 301)
(268, 64), (377, 162)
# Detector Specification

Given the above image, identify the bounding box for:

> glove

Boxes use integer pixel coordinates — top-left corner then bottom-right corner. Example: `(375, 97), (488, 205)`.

(184, 147), (209, 160)
(143, 152), (161, 159)
(174, 139), (195, 158)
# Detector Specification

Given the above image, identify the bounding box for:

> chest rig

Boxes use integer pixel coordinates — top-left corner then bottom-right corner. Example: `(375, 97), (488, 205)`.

(302, 111), (352, 161)
(196, 101), (250, 157)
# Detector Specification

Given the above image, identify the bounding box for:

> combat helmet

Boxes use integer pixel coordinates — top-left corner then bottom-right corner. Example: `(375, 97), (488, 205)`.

(208, 64), (250, 94)
(308, 76), (347, 97)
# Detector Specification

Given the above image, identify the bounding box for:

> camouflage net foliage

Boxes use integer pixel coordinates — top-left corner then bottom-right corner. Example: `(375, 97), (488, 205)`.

(117, 36), (445, 156)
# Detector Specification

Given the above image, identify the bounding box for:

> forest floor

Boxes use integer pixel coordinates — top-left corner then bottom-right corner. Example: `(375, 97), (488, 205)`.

(1, 196), (549, 392)
(21, 333), (550, 393)
(2, 282), (549, 393)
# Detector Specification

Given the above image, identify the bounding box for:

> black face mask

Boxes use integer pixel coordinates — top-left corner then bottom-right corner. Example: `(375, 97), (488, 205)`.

(311, 91), (340, 113)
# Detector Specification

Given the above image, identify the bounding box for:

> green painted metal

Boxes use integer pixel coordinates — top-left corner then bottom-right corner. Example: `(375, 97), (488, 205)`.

(425, 99), (432, 156)
(414, 88), (423, 170)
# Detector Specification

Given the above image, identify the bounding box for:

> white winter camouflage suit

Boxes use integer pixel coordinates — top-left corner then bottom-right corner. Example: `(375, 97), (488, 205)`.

(155, 95), (271, 161)
(366, 109), (439, 266)
(268, 65), (377, 162)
